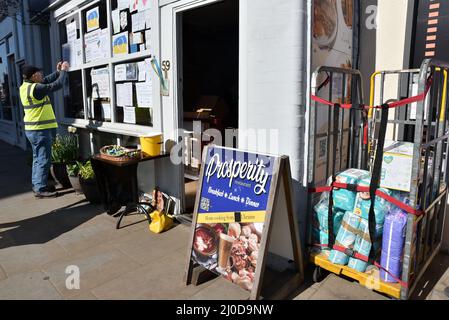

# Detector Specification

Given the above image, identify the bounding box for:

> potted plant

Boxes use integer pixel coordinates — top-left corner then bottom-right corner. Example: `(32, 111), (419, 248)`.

(79, 160), (101, 204)
(51, 134), (79, 189)
(66, 162), (83, 195)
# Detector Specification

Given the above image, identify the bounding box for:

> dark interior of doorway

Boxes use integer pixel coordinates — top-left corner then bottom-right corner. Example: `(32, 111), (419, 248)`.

(181, 0), (239, 214)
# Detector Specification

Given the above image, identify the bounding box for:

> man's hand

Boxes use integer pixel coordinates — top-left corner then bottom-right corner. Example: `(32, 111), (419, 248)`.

(61, 61), (70, 71)
(57, 61), (63, 72)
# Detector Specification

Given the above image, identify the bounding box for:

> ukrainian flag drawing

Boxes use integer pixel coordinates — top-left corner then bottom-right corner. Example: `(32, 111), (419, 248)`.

(87, 9), (99, 31)
(113, 33), (128, 55)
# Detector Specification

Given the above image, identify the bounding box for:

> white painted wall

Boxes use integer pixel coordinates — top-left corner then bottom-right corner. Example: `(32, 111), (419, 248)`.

(239, 0), (309, 239)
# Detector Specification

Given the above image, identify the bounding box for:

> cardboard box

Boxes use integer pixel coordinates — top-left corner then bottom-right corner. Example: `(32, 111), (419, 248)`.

(379, 141), (414, 192)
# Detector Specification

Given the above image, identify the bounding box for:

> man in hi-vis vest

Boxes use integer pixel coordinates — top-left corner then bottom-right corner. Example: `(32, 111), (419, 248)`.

(19, 61), (69, 198)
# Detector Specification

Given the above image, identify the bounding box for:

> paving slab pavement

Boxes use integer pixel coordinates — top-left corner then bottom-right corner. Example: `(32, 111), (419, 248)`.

(1, 140), (448, 300)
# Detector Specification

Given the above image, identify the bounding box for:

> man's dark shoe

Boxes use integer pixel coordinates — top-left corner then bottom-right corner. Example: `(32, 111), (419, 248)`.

(34, 190), (58, 198)
(45, 185), (56, 192)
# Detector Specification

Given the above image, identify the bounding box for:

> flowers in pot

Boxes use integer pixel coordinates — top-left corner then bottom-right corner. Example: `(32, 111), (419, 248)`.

(66, 162), (83, 195)
(78, 160), (101, 204)
(51, 134), (79, 189)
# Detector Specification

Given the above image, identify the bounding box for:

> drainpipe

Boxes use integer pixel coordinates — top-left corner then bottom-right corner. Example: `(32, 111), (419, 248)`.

(22, 0), (35, 65)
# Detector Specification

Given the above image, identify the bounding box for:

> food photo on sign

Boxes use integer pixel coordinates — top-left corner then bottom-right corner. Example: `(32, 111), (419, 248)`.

(190, 147), (275, 292)
(193, 222), (263, 291)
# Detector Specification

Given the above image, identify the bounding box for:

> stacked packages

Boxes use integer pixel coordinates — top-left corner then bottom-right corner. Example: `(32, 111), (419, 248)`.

(314, 169), (406, 275)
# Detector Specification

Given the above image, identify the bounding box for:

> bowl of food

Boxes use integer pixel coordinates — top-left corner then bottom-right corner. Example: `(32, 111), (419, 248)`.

(313, 0), (338, 49)
(193, 224), (219, 257)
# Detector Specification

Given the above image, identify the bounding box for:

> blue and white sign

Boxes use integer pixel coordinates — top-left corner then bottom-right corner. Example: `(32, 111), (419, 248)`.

(197, 146), (275, 223)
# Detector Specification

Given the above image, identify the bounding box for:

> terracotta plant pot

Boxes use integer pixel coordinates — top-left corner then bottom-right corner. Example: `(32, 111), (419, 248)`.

(68, 175), (83, 195)
(51, 163), (72, 189)
(79, 178), (101, 204)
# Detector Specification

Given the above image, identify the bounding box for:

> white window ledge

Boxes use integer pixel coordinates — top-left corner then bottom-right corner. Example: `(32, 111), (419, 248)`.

(61, 118), (162, 138)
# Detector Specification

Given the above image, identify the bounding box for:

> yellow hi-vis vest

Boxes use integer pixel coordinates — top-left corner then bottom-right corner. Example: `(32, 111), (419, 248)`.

(19, 82), (58, 130)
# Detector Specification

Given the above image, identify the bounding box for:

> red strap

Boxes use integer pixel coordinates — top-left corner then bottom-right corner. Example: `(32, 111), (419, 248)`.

(308, 182), (424, 216)
(311, 95), (353, 109)
(332, 245), (369, 262)
(363, 122), (368, 145)
(332, 246), (409, 288)
(311, 75), (433, 111)
(374, 262), (409, 289)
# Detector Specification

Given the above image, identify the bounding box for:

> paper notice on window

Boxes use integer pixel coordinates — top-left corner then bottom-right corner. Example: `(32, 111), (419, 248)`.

(117, 0), (129, 10)
(137, 61), (146, 81)
(129, 0), (138, 13)
(62, 39), (82, 67)
(123, 106), (136, 124)
(112, 9), (120, 34)
(120, 10), (128, 30)
(131, 12), (146, 32)
(138, 0), (151, 11)
(145, 29), (151, 50)
(116, 82), (133, 107)
(74, 38), (82, 66)
(143, 10), (151, 28)
(91, 67), (110, 99)
(66, 21), (77, 43)
(86, 7), (100, 33)
(102, 102), (111, 119)
(131, 32), (143, 44)
(85, 29), (101, 63)
(135, 81), (152, 108)
(99, 29), (110, 59)
(114, 64), (127, 81)
(112, 31), (128, 56)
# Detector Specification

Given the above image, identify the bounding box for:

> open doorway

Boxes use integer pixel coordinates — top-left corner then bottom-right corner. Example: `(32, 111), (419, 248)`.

(179, 0), (239, 214)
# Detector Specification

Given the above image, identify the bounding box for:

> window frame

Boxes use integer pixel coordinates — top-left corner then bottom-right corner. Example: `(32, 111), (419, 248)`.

(51, 0), (162, 137)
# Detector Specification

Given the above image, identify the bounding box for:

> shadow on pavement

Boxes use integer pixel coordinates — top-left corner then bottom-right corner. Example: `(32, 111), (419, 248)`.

(410, 252), (449, 300)
(0, 199), (104, 250)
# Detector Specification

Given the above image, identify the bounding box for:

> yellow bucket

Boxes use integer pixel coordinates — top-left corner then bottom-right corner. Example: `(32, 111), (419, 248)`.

(140, 134), (163, 156)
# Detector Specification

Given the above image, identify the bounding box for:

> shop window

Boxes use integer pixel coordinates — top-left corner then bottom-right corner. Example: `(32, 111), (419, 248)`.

(59, 15), (82, 68)
(92, 131), (118, 154)
(82, 2), (110, 64)
(64, 70), (84, 119)
(86, 65), (112, 122)
(110, 0), (151, 56)
(56, 0), (154, 129)
(0, 42), (13, 121)
(113, 58), (153, 126)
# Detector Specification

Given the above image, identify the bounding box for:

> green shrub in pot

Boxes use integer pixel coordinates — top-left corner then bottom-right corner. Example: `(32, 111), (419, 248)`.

(79, 160), (95, 181)
(51, 134), (79, 164)
(66, 162), (83, 195)
(51, 134), (79, 189)
(67, 162), (80, 177)
(78, 160), (100, 204)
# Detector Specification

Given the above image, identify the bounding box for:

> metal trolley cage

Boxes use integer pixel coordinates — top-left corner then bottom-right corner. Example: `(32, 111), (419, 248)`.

(306, 66), (365, 249)
(368, 59), (449, 299)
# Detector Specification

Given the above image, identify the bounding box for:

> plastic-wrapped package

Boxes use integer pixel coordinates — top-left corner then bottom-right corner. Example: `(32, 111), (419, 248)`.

(380, 205), (407, 282)
(314, 197), (345, 235)
(352, 178), (394, 225)
(347, 219), (383, 272)
(328, 211), (362, 265)
(332, 169), (369, 212)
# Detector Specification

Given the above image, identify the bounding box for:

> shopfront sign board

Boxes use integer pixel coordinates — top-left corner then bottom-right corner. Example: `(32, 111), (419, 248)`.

(184, 146), (304, 300)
